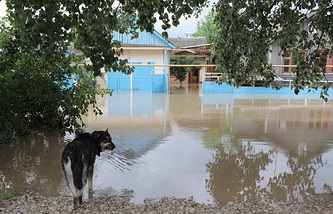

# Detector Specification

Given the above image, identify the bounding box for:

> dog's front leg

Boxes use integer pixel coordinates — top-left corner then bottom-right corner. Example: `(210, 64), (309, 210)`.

(73, 197), (79, 210)
(87, 166), (94, 199)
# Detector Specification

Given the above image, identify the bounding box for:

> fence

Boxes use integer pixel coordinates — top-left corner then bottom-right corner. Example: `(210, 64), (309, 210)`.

(78, 63), (333, 87)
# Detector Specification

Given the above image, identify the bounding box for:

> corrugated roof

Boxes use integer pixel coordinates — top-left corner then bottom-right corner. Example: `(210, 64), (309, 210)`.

(112, 30), (176, 49)
(168, 37), (208, 48)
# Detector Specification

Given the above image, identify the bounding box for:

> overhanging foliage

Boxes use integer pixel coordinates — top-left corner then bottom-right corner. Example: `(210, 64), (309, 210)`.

(213, 0), (333, 100)
(0, 0), (207, 140)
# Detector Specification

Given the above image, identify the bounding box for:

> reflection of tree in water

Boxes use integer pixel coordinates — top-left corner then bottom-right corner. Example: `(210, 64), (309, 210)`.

(206, 138), (274, 205)
(0, 134), (65, 196)
(266, 153), (324, 201)
(176, 85), (186, 92)
(205, 132), (329, 205)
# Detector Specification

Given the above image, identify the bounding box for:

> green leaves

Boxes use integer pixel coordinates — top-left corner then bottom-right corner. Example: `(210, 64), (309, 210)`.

(0, 0), (207, 139)
(213, 0), (279, 87)
(195, 10), (217, 44)
(212, 0), (332, 99)
(5, 0), (207, 76)
(170, 56), (202, 84)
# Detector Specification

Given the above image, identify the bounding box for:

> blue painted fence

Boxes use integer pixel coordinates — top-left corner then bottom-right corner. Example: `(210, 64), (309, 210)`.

(107, 62), (166, 92)
(202, 81), (332, 97)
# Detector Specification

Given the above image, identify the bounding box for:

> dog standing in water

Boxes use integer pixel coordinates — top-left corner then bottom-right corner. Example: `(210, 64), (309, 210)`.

(61, 129), (115, 209)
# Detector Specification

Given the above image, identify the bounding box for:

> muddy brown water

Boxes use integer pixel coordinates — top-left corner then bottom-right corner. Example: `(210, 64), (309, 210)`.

(1, 84), (333, 205)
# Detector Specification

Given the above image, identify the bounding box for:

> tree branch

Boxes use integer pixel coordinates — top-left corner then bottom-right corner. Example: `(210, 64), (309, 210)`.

(266, 0), (278, 16)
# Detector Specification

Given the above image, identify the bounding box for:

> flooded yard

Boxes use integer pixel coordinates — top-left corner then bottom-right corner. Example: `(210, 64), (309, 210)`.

(1, 84), (333, 206)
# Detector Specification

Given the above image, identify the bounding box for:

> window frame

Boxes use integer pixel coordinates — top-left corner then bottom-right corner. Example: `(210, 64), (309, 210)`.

(282, 50), (333, 74)
(281, 50), (308, 74)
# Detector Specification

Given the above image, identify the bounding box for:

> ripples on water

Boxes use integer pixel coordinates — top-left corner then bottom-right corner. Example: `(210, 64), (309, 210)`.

(1, 86), (333, 205)
(102, 153), (136, 174)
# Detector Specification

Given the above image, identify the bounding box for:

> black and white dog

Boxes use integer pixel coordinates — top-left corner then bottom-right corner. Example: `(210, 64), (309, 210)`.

(61, 129), (115, 209)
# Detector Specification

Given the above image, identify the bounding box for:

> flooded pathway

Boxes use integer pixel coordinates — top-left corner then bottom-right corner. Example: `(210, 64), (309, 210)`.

(1, 84), (333, 205)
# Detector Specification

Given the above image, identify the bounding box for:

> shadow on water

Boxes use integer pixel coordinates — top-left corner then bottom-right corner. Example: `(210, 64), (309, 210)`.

(1, 83), (333, 205)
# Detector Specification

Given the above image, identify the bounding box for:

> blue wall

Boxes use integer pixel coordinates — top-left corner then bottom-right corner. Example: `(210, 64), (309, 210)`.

(152, 75), (166, 93)
(108, 71), (167, 93)
(202, 82), (331, 96)
(108, 71), (131, 90)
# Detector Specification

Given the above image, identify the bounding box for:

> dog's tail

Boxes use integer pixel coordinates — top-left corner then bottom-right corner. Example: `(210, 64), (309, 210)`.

(62, 153), (86, 197)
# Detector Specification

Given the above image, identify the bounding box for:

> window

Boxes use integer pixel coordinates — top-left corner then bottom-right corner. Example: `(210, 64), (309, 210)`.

(307, 109), (331, 130)
(282, 53), (292, 73)
(282, 50), (333, 74)
(311, 50), (333, 73)
(326, 53), (333, 73)
(282, 50), (307, 73)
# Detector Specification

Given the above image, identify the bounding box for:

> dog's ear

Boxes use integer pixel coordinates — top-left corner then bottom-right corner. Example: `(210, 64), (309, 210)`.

(92, 131), (100, 139)
(106, 128), (109, 133)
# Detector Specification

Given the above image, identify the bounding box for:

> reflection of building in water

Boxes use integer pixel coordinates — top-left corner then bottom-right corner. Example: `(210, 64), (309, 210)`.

(278, 107), (332, 131)
(201, 96), (333, 205)
(82, 90), (170, 159)
(237, 103), (333, 134)
(309, 109), (331, 130)
(201, 95), (333, 158)
(202, 97), (333, 133)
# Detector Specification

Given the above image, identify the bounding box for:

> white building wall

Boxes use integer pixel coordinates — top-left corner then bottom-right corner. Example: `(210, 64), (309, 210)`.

(121, 48), (167, 75)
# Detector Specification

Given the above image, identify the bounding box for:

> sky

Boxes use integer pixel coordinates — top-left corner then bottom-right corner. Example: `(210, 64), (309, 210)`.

(155, 2), (215, 38)
(0, 1), (214, 38)
(0, 1), (6, 16)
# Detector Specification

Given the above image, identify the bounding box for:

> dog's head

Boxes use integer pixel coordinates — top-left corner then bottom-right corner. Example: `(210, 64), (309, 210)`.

(92, 129), (115, 154)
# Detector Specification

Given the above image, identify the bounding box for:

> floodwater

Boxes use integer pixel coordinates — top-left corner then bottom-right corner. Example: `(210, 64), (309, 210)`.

(1, 84), (333, 205)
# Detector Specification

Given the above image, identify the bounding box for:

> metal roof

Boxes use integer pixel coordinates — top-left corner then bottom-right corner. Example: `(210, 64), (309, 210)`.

(168, 37), (208, 48)
(112, 30), (176, 49)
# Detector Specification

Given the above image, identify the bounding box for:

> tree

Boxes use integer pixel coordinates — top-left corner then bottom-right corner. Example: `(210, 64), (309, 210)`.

(213, 0), (333, 100)
(170, 56), (202, 85)
(195, 10), (216, 44)
(0, 0), (207, 140)
(0, 18), (107, 139)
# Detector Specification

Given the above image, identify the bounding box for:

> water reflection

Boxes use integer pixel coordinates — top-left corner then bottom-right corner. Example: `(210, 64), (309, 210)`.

(1, 85), (333, 205)
(0, 133), (68, 196)
(206, 140), (274, 203)
(202, 93), (333, 204)
(205, 138), (329, 204)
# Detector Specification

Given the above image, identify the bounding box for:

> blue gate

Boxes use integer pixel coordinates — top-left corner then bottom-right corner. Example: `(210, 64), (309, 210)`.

(108, 62), (166, 92)
(132, 62), (152, 91)
(107, 69), (130, 90)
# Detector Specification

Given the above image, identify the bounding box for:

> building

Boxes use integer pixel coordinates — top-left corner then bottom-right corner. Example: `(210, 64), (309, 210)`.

(268, 11), (333, 87)
(168, 36), (212, 84)
(202, 11), (333, 94)
(107, 30), (176, 93)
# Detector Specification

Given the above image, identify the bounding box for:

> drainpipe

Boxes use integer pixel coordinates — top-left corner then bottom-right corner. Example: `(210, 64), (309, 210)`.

(163, 48), (168, 133)
(164, 48), (169, 92)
